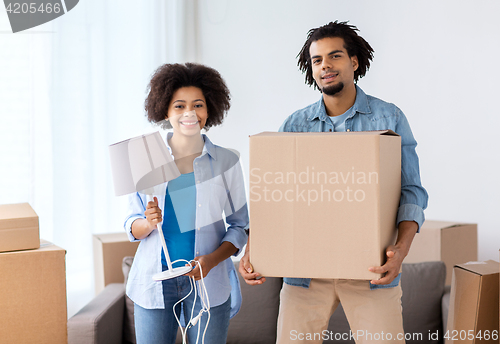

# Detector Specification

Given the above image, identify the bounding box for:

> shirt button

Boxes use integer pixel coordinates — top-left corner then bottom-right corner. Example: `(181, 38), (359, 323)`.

(197, 227), (200, 230)
(329, 129), (332, 132)
(346, 129), (351, 132)
(197, 181), (200, 184)
(198, 204), (201, 207)
(196, 251), (199, 255)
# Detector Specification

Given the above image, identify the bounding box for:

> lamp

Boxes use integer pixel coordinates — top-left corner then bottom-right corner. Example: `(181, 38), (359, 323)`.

(109, 131), (192, 280)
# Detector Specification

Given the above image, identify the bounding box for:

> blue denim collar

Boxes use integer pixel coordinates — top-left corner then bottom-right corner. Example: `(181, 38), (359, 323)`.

(307, 85), (372, 122)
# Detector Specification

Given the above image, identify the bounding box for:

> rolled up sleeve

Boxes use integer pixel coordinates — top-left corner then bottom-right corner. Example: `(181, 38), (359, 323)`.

(124, 192), (147, 242)
(395, 109), (429, 231)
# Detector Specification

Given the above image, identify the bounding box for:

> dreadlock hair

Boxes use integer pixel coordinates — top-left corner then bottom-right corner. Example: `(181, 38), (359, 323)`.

(145, 63), (230, 130)
(297, 21), (374, 90)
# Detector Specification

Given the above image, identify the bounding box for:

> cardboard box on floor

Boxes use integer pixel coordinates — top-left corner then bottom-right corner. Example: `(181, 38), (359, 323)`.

(249, 131), (401, 280)
(93, 232), (139, 294)
(0, 202), (39, 253)
(445, 260), (499, 344)
(405, 220), (478, 285)
(0, 240), (67, 344)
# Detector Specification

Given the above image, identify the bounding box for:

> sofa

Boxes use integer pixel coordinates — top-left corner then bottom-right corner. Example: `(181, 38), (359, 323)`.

(68, 258), (450, 344)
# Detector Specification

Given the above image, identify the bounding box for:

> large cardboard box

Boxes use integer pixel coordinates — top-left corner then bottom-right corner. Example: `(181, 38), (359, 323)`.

(93, 232), (139, 294)
(0, 240), (67, 344)
(405, 220), (477, 285)
(445, 260), (499, 344)
(0, 202), (39, 252)
(249, 131), (401, 279)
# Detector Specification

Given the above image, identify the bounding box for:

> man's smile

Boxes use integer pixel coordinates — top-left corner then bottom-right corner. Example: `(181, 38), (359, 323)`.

(322, 72), (338, 81)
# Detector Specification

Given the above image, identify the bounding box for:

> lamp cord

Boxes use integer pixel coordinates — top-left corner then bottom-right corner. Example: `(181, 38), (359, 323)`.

(171, 259), (211, 344)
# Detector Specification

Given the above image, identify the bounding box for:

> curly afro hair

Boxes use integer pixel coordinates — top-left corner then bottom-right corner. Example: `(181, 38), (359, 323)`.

(297, 21), (374, 90)
(145, 63), (231, 130)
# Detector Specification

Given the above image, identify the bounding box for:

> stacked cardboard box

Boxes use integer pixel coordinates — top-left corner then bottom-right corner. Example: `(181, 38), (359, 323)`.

(0, 203), (67, 344)
(445, 260), (499, 344)
(404, 220), (478, 285)
(93, 232), (139, 294)
(249, 131), (401, 280)
(0, 240), (67, 344)
(0, 203), (39, 252)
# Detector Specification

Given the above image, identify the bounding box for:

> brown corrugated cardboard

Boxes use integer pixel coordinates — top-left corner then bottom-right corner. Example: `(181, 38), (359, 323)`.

(0, 202), (39, 252)
(445, 260), (499, 344)
(0, 239), (67, 344)
(249, 131), (401, 279)
(405, 220), (478, 285)
(93, 232), (139, 294)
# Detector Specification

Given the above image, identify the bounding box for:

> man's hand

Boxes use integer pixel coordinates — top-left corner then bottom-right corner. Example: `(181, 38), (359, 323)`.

(368, 245), (404, 285)
(238, 245), (266, 285)
(368, 221), (418, 285)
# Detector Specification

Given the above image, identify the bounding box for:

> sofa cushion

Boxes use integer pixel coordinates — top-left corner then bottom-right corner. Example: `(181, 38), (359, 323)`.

(323, 261), (446, 344)
(227, 260), (283, 344)
(122, 256), (136, 344)
(401, 261), (446, 344)
(68, 283), (126, 344)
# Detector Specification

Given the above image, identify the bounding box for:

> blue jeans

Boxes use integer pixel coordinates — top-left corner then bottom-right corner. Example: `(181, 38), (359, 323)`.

(134, 275), (231, 344)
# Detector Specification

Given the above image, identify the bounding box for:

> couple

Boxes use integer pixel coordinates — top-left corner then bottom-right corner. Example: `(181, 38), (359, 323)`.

(124, 21), (428, 344)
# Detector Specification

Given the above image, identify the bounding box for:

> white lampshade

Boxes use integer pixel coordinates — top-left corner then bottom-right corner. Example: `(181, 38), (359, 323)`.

(108, 131), (191, 281)
(109, 131), (180, 196)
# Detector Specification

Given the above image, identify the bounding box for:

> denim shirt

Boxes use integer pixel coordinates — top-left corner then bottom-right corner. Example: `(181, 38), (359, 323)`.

(279, 85), (428, 289)
(124, 133), (249, 317)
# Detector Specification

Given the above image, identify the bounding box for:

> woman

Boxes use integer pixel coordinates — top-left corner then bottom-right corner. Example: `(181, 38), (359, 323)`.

(124, 63), (249, 344)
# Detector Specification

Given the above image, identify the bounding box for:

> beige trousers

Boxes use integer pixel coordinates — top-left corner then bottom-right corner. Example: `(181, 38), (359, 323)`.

(276, 278), (405, 344)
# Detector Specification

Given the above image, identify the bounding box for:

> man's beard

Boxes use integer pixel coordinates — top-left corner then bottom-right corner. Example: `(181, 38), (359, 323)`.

(322, 82), (344, 96)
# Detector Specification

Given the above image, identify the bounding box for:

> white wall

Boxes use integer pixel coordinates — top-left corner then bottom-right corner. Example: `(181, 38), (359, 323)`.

(195, 0), (500, 261)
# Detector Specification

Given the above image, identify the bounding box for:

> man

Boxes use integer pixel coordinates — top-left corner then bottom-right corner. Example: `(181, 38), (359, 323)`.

(239, 21), (428, 343)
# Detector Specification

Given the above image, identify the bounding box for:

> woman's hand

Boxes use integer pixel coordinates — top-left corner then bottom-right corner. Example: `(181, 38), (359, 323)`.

(144, 196), (162, 231)
(184, 242), (238, 280)
(131, 196), (162, 240)
(185, 254), (217, 280)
